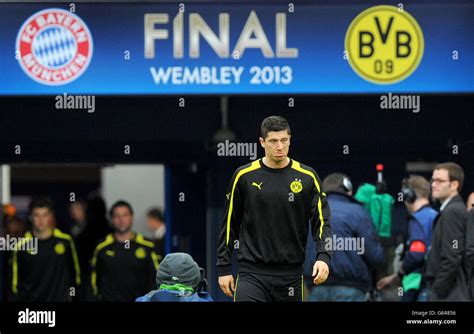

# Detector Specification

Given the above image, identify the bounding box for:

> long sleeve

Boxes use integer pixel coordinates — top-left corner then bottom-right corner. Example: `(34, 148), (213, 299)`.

(466, 210), (474, 269)
(64, 238), (81, 301)
(148, 251), (159, 291)
(310, 173), (332, 264)
(357, 211), (384, 268)
(402, 218), (426, 274)
(432, 209), (466, 298)
(216, 170), (243, 276)
(89, 249), (101, 301)
(68, 237), (81, 288)
(11, 250), (22, 301)
(466, 210), (474, 301)
(402, 244), (425, 274)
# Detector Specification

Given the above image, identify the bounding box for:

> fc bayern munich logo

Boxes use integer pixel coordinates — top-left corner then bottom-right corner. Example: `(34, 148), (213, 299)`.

(16, 8), (93, 86)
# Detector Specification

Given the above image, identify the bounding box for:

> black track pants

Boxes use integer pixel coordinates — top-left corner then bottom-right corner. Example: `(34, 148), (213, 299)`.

(234, 272), (303, 302)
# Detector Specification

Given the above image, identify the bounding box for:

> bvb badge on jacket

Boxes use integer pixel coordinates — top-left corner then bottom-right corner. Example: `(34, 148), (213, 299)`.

(135, 247), (146, 260)
(290, 179), (303, 193)
(54, 242), (66, 255)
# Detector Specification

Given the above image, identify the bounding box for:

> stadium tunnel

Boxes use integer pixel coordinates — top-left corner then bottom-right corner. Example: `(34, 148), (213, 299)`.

(1, 94), (473, 300)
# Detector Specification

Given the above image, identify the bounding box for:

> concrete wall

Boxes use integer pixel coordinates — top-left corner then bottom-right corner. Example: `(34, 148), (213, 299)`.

(101, 165), (165, 238)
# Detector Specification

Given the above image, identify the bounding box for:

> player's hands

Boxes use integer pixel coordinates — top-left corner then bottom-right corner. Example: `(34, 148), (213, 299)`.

(376, 273), (398, 290)
(218, 275), (235, 297)
(312, 261), (329, 285)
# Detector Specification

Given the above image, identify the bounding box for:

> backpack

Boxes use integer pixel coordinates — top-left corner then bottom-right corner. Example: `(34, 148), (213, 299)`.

(355, 183), (394, 238)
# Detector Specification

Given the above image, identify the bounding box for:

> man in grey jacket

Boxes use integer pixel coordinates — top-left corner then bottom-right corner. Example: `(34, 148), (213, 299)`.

(424, 162), (469, 301)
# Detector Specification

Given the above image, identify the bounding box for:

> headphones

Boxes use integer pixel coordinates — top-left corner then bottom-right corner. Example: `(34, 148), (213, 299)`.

(342, 176), (353, 193)
(401, 178), (417, 204)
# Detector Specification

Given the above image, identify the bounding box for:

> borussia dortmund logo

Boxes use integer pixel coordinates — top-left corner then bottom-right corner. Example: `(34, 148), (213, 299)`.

(345, 5), (424, 84)
(54, 242), (66, 255)
(135, 247), (146, 259)
(290, 179), (303, 193)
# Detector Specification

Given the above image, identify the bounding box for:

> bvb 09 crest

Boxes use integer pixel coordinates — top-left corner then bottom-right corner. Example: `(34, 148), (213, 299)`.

(345, 5), (424, 84)
(290, 179), (303, 193)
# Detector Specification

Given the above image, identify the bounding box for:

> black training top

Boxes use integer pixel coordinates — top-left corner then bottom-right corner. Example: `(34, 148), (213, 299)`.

(217, 158), (332, 276)
(90, 233), (159, 301)
(12, 229), (81, 302)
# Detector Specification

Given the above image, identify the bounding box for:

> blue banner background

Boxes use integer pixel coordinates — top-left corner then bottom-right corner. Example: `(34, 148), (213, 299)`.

(1, 2), (472, 95)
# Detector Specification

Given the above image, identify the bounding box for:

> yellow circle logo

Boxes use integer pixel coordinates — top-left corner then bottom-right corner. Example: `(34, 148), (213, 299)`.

(54, 243), (66, 255)
(345, 5), (424, 84)
(290, 179), (303, 193)
(135, 247), (146, 259)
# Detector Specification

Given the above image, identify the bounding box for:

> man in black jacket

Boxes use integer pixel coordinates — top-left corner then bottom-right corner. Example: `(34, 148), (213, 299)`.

(466, 207), (474, 301)
(424, 162), (469, 301)
(216, 116), (332, 302)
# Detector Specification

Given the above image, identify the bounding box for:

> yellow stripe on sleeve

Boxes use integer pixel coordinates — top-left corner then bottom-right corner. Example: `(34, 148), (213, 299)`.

(292, 160), (325, 239)
(226, 160), (261, 246)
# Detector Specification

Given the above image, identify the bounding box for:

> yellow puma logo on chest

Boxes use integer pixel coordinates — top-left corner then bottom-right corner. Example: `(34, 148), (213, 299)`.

(252, 181), (263, 190)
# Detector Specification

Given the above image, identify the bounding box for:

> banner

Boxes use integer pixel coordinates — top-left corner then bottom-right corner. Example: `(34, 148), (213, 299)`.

(1, 2), (472, 95)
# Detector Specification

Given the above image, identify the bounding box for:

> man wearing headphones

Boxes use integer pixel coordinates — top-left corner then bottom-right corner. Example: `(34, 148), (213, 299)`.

(377, 175), (437, 301)
(306, 173), (384, 301)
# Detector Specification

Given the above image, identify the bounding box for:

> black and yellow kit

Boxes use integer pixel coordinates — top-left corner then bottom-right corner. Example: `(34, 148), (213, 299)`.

(217, 158), (332, 294)
(90, 233), (159, 301)
(12, 229), (81, 302)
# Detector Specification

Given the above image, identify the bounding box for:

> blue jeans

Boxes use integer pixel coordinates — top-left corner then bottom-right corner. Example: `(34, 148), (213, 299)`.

(308, 285), (366, 302)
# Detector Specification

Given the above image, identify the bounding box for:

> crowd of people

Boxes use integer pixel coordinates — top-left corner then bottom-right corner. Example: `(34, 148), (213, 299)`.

(2, 161), (474, 302)
(303, 162), (474, 302)
(2, 196), (168, 302)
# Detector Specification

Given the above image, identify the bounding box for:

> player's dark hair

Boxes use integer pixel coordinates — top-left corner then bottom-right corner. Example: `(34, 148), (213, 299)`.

(147, 207), (164, 221)
(28, 196), (54, 214)
(109, 200), (134, 217)
(261, 116), (291, 138)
